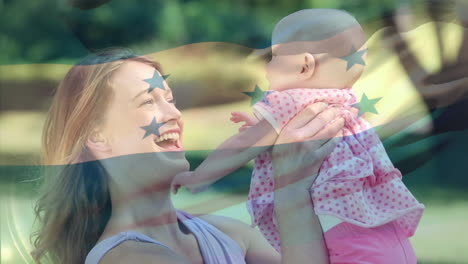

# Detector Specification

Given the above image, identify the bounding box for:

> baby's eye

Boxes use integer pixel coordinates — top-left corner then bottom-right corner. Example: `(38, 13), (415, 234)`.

(168, 98), (176, 105)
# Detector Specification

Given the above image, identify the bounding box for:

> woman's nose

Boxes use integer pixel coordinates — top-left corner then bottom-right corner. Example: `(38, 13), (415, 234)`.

(158, 100), (181, 123)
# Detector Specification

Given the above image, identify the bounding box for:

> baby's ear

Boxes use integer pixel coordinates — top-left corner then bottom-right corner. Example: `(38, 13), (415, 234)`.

(300, 53), (315, 79)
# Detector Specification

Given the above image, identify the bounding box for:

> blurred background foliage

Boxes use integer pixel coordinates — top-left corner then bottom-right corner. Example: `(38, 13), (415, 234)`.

(1, 0), (468, 263)
(1, 0), (448, 64)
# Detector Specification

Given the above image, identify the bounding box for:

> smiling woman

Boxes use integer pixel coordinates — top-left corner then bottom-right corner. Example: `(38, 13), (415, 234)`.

(30, 48), (190, 264)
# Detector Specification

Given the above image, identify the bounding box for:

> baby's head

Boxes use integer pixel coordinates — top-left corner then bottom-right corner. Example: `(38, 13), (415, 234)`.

(266, 9), (367, 91)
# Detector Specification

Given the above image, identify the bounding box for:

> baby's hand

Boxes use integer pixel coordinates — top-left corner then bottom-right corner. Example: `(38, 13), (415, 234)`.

(230, 111), (252, 123)
(230, 112), (258, 132)
(172, 171), (209, 194)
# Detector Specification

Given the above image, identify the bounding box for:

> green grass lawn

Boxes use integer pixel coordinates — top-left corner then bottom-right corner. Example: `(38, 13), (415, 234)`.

(411, 201), (468, 264)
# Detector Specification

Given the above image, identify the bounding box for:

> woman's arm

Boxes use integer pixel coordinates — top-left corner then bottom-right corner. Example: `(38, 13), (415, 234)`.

(173, 119), (278, 193)
(274, 104), (343, 264)
(244, 102), (345, 264)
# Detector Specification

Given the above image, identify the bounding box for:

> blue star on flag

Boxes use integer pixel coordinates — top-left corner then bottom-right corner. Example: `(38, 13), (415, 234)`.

(243, 85), (266, 106)
(352, 93), (382, 117)
(261, 90), (273, 105)
(140, 117), (167, 138)
(144, 70), (170, 93)
(339, 46), (368, 70)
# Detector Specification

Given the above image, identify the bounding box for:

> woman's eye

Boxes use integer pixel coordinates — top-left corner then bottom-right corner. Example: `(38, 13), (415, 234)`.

(142, 99), (154, 105)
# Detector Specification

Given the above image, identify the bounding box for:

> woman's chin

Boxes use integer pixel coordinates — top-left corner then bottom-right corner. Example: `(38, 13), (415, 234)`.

(155, 151), (190, 172)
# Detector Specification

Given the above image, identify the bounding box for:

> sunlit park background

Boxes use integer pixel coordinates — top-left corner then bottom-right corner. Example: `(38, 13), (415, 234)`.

(1, 0), (468, 263)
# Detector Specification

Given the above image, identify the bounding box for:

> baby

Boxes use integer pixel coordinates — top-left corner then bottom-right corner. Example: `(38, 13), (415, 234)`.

(174, 9), (424, 263)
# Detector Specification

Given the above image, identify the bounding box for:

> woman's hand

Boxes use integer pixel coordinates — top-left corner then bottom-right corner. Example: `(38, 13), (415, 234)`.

(272, 102), (345, 192)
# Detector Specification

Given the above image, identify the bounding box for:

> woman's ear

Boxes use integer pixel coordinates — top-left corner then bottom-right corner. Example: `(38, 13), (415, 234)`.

(300, 53), (315, 79)
(86, 131), (112, 153)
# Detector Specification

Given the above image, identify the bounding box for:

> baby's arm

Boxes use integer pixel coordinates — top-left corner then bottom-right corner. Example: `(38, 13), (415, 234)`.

(173, 118), (277, 193)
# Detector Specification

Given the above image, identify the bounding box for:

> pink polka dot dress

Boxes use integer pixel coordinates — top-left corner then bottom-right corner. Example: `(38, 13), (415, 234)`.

(246, 88), (425, 253)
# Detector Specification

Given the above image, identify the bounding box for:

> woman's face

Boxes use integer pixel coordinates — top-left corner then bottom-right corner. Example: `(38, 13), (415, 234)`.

(97, 61), (187, 168)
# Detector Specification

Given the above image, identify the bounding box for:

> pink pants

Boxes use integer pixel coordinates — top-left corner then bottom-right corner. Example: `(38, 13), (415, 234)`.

(324, 221), (417, 264)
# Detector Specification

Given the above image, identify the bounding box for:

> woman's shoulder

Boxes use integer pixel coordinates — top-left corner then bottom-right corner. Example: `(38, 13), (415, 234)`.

(197, 214), (280, 263)
(197, 214), (252, 252)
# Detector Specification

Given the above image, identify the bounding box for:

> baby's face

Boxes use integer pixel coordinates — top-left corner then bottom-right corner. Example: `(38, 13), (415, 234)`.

(265, 44), (305, 91)
(266, 41), (367, 90)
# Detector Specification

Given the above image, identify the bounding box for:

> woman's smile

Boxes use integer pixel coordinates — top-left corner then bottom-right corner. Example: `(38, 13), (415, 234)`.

(153, 129), (184, 151)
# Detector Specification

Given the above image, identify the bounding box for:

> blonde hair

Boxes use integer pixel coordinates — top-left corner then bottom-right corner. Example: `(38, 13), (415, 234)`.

(31, 48), (162, 264)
